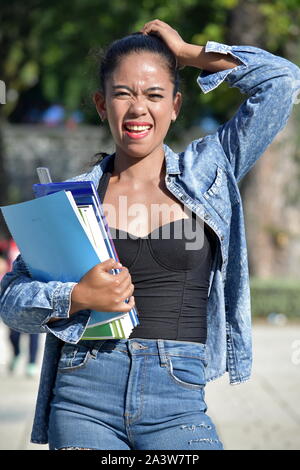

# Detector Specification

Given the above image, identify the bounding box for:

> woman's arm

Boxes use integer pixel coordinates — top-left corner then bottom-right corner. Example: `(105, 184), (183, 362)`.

(198, 41), (300, 182)
(141, 19), (242, 71)
(180, 43), (242, 71)
(0, 254), (77, 335)
(141, 19), (300, 182)
(0, 254), (135, 341)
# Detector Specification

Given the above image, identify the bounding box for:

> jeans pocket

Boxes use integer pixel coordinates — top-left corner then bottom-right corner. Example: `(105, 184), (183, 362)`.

(57, 343), (92, 373)
(166, 355), (206, 390)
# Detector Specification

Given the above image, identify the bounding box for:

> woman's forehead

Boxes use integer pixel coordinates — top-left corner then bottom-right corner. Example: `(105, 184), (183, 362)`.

(108, 52), (172, 86)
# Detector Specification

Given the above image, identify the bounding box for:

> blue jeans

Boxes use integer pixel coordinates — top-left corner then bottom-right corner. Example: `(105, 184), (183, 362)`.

(48, 338), (224, 450)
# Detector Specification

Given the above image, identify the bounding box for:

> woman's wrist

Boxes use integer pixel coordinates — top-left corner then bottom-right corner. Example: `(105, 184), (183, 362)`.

(178, 43), (204, 68)
(178, 42), (241, 72)
(69, 283), (88, 315)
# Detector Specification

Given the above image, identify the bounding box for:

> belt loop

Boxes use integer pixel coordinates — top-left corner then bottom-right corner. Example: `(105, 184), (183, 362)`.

(89, 340), (106, 359)
(90, 347), (98, 359)
(157, 340), (168, 367)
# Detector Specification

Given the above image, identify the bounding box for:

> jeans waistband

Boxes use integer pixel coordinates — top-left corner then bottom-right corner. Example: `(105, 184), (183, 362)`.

(79, 337), (207, 366)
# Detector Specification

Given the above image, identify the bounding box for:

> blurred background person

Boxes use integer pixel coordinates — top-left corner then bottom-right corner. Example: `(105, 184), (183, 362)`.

(0, 237), (40, 377)
(8, 328), (40, 378)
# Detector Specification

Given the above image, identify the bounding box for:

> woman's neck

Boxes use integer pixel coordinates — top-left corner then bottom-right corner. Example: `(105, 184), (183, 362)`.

(112, 146), (166, 185)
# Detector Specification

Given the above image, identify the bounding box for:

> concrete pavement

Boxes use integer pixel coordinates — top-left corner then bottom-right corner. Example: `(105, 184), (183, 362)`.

(0, 319), (300, 450)
(205, 320), (300, 450)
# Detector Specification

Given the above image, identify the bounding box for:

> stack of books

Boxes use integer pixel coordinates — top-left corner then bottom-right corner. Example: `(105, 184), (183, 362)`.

(1, 178), (139, 340)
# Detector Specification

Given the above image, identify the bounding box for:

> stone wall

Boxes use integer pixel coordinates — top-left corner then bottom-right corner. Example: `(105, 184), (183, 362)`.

(2, 123), (115, 202)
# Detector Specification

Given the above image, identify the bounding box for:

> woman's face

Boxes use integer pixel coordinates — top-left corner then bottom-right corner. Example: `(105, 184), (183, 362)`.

(94, 52), (182, 160)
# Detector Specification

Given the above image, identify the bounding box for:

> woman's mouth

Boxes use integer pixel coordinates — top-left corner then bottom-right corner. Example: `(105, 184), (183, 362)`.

(123, 122), (153, 140)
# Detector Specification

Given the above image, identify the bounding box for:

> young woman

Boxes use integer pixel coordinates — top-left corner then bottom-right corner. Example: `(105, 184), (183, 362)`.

(1, 19), (299, 451)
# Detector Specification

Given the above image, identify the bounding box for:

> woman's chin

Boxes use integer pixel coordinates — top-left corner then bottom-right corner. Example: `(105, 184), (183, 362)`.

(116, 142), (164, 159)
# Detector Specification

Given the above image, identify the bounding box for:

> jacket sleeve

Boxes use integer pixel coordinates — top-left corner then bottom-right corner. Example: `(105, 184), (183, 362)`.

(197, 41), (300, 183)
(0, 253), (77, 335)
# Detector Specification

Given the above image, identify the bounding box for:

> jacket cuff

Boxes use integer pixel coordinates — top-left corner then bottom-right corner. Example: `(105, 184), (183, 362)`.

(43, 310), (90, 343)
(197, 40), (247, 94)
(45, 282), (77, 323)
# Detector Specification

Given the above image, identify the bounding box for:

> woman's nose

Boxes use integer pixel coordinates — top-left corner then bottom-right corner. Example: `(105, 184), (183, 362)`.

(128, 97), (147, 116)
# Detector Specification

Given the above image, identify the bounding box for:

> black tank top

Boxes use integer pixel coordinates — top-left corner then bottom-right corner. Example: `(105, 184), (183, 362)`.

(98, 157), (216, 343)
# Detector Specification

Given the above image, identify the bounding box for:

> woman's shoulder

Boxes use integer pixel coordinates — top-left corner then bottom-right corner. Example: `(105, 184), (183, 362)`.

(65, 153), (114, 186)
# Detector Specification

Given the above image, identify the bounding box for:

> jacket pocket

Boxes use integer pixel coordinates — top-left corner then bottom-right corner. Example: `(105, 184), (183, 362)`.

(57, 343), (92, 372)
(166, 354), (207, 390)
(203, 166), (240, 224)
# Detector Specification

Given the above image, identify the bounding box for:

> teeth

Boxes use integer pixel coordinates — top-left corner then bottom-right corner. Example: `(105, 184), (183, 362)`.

(125, 125), (151, 131)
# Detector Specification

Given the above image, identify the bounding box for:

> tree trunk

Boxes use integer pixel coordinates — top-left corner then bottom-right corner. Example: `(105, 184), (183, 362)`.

(226, 0), (266, 47)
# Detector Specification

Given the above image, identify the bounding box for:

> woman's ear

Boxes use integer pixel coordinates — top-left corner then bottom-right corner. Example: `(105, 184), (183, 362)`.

(93, 91), (107, 121)
(171, 91), (182, 122)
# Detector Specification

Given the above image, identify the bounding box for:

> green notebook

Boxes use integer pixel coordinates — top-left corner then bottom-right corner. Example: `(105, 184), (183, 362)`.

(82, 318), (127, 340)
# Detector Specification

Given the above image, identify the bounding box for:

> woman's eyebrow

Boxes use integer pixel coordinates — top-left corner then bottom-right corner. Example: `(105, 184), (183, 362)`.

(146, 86), (165, 92)
(112, 85), (165, 92)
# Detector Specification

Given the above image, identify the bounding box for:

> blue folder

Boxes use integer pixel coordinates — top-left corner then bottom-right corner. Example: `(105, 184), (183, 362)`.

(33, 180), (139, 328)
(2, 191), (101, 282)
(1, 189), (139, 328)
(33, 180), (117, 262)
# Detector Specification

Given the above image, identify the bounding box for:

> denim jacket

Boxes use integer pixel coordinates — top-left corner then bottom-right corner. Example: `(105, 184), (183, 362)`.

(1, 40), (299, 445)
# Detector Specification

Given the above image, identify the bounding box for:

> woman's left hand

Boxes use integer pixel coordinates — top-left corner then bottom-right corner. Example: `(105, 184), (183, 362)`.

(140, 19), (188, 67)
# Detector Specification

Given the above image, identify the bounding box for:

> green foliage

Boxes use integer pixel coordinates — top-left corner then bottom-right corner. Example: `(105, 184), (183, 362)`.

(258, 0), (300, 50)
(250, 277), (300, 318)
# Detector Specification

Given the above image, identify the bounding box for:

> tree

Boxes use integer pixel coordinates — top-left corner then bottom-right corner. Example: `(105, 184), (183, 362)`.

(0, 0), (143, 236)
(0, 1), (46, 236)
(1, 0), (300, 252)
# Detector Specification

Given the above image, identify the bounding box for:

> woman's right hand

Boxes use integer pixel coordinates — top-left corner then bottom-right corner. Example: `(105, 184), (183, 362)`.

(140, 19), (188, 67)
(70, 258), (135, 315)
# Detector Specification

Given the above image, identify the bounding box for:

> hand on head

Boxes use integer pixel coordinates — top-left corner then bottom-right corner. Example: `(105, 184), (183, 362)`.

(140, 19), (188, 68)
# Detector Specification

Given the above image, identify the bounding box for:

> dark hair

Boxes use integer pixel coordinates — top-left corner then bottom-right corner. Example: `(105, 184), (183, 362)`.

(92, 32), (180, 165)
(98, 32), (180, 97)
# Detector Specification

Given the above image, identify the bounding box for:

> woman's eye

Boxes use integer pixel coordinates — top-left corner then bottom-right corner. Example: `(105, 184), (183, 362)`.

(114, 92), (130, 97)
(149, 94), (163, 99)
(113, 92), (163, 100)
